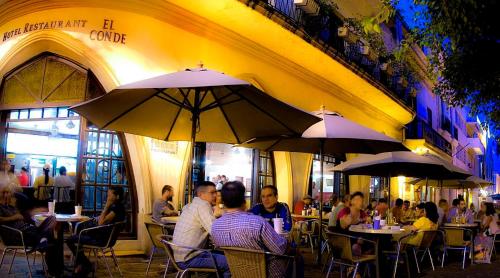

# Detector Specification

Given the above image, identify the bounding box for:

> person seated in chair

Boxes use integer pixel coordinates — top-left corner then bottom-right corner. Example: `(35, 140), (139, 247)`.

(249, 185), (292, 232)
(152, 185), (178, 223)
(0, 183), (60, 276)
(66, 186), (126, 277)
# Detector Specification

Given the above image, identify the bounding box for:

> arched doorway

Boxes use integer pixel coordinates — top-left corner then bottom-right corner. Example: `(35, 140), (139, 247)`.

(0, 52), (137, 238)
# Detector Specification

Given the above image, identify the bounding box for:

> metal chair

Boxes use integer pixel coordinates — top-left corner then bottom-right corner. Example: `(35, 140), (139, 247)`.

(144, 221), (172, 276)
(73, 221), (126, 277)
(324, 231), (378, 278)
(159, 235), (220, 278)
(0, 225), (48, 277)
(383, 232), (415, 278)
(407, 230), (438, 273)
(220, 246), (295, 278)
(298, 219), (320, 254)
(441, 227), (473, 269)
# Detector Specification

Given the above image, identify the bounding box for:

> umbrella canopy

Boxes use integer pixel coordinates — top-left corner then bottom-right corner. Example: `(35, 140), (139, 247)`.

(70, 68), (320, 143)
(241, 111), (408, 154)
(70, 68), (321, 200)
(409, 176), (492, 189)
(332, 151), (471, 180)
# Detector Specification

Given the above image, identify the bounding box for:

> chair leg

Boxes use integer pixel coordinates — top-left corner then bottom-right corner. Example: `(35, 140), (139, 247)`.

(146, 246), (155, 276)
(24, 250), (33, 278)
(163, 259), (170, 278)
(326, 256), (334, 278)
(462, 248), (467, 269)
(427, 248), (435, 271)
(101, 248), (113, 277)
(441, 248), (446, 268)
(110, 248), (122, 277)
(8, 249), (17, 274)
(0, 248), (8, 267)
(309, 235), (314, 254)
(412, 248), (420, 274)
(352, 262), (359, 278)
(392, 253), (400, 278)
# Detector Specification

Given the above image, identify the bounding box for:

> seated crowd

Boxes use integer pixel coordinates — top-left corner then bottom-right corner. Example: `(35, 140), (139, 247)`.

(152, 179), (500, 277)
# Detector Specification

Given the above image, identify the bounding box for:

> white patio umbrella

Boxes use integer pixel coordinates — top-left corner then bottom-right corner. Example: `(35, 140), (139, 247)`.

(240, 109), (408, 264)
(332, 151), (471, 203)
(70, 68), (320, 200)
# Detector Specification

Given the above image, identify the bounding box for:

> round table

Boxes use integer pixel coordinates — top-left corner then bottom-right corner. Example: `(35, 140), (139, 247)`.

(291, 214), (320, 219)
(443, 223), (478, 228)
(349, 225), (407, 235)
(33, 213), (90, 275)
(34, 213), (90, 223)
(348, 225), (407, 278)
(160, 216), (179, 224)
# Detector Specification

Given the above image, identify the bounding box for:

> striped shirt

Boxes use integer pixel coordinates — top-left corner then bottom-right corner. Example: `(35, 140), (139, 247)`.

(211, 210), (288, 278)
(172, 197), (215, 262)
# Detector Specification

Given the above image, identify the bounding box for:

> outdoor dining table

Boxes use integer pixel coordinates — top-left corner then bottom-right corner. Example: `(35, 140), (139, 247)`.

(160, 216), (179, 224)
(33, 213), (91, 275)
(443, 223), (478, 228)
(348, 225), (408, 278)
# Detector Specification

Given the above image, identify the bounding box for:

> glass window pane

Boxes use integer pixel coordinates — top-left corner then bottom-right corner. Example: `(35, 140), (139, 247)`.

(97, 160), (110, 184)
(43, 108), (57, 118)
(57, 107), (69, 118)
(96, 186), (108, 210)
(111, 160), (127, 185)
(85, 131), (98, 156)
(30, 108), (42, 118)
(82, 186), (95, 210)
(98, 133), (112, 157)
(9, 110), (19, 120)
(83, 159), (96, 183)
(112, 135), (123, 158)
(19, 109), (29, 119)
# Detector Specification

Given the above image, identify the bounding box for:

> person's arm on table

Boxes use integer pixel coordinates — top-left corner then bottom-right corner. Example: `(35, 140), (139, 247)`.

(0, 213), (24, 223)
(261, 221), (287, 255)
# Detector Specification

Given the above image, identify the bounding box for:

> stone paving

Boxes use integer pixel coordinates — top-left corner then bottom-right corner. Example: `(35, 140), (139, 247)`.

(0, 246), (498, 277)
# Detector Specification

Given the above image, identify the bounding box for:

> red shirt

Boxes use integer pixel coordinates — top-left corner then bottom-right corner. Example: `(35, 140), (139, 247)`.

(337, 207), (368, 228)
(18, 172), (29, 187)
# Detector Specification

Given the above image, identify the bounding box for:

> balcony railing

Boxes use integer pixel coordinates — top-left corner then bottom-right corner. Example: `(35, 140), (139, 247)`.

(242, 0), (416, 110)
(406, 118), (452, 156)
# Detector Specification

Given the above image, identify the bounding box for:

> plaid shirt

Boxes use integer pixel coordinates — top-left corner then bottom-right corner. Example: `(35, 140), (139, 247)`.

(172, 197), (215, 262)
(211, 211), (288, 278)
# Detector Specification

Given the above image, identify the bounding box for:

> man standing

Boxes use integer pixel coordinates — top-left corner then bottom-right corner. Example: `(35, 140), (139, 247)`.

(212, 181), (296, 278)
(249, 185), (292, 232)
(328, 194), (350, 228)
(172, 181), (230, 277)
(152, 185), (177, 223)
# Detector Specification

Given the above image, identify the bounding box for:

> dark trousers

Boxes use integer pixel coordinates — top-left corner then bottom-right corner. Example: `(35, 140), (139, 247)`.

(66, 235), (103, 267)
(24, 216), (59, 274)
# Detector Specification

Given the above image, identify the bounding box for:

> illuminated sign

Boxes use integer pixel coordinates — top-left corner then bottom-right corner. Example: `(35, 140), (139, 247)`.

(3, 19), (126, 44)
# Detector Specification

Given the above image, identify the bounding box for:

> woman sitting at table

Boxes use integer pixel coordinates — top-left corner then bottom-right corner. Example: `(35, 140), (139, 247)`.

(66, 186), (126, 277)
(0, 183), (60, 275)
(403, 202), (438, 246)
(338, 192), (368, 231)
(474, 201), (499, 261)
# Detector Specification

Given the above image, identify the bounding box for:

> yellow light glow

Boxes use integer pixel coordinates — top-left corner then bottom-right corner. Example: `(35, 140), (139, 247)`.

(398, 176), (406, 199)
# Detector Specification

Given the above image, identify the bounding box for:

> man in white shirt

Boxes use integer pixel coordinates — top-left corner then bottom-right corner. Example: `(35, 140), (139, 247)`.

(172, 181), (229, 277)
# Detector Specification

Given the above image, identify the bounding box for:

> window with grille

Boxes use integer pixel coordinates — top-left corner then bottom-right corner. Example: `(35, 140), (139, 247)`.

(79, 123), (135, 238)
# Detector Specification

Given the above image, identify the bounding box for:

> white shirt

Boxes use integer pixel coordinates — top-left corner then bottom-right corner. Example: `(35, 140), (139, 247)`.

(54, 175), (75, 202)
(172, 197), (215, 262)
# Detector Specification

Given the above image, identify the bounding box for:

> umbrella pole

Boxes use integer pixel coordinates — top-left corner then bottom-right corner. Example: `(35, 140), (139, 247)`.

(316, 139), (325, 265)
(187, 89), (201, 203)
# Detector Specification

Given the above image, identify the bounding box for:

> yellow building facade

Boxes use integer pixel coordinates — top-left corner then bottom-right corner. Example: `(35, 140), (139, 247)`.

(0, 0), (413, 253)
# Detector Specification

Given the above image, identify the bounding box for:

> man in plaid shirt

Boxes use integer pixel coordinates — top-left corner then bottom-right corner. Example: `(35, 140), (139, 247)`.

(172, 181), (230, 277)
(212, 181), (297, 278)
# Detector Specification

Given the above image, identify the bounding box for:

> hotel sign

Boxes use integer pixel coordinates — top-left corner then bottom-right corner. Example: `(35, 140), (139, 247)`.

(2, 19), (127, 44)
